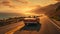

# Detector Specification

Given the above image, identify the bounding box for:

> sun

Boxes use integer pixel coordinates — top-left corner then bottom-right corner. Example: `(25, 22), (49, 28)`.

(21, 8), (32, 12)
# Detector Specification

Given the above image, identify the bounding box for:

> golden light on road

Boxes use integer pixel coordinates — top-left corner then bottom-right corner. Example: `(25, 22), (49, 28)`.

(5, 21), (25, 34)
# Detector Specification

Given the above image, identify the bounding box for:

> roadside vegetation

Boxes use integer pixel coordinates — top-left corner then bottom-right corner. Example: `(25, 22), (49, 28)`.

(51, 15), (60, 21)
(0, 17), (24, 27)
(51, 5), (60, 21)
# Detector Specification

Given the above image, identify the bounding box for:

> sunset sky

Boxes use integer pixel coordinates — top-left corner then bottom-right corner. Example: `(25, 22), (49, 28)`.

(0, 0), (58, 13)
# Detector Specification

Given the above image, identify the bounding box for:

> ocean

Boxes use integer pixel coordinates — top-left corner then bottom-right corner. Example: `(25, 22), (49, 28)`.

(0, 13), (24, 19)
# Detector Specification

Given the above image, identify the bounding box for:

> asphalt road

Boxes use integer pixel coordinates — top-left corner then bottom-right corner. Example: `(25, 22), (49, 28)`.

(39, 16), (60, 34)
(0, 16), (60, 34)
(0, 21), (25, 34)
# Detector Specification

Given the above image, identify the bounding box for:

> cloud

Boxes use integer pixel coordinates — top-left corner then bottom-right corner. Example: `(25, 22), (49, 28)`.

(15, 0), (30, 4)
(55, 0), (60, 1)
(0, 0), (14, 7)
(0, 0), (31, 8)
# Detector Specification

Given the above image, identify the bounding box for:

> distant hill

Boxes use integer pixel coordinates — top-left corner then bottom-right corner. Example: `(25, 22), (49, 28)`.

(41, 2), (60, 17)
(31, 2), (60, 17)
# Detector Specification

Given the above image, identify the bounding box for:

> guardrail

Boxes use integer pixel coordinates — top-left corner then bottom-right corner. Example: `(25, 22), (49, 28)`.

(48, 17), (60, 30)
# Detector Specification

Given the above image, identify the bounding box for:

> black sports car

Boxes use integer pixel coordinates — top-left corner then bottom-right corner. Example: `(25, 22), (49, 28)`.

(20, 17), (41, 32)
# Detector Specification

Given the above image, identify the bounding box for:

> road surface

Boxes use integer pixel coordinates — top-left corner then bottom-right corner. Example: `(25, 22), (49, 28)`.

(0, 21), (25, 34)
(14, 16), (60, 34)
(0, 16), (60, 34)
